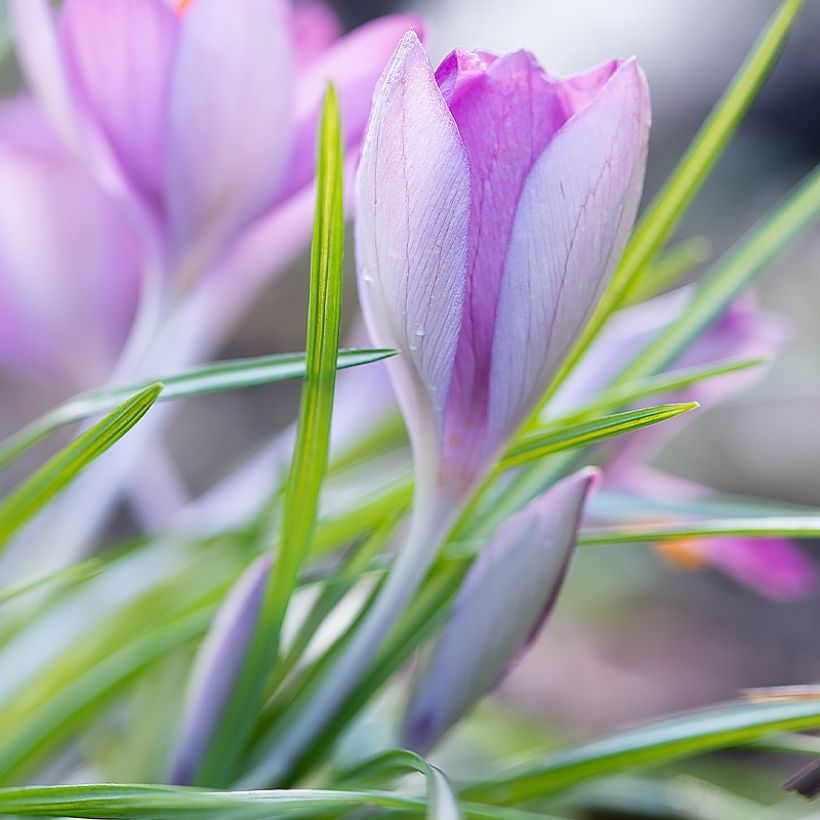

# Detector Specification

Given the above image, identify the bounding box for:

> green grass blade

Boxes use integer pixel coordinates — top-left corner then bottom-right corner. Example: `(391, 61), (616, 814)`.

(343, 750), (463, 820)
(545, 358), (763, 428)
(0, 349), (394, 472)
(0, 784), (422, 818)
(624, 236), (712, 305)
(462, 698), (820, 804)
(0, 384), (161, 549)
(0, 560), (101, 607)
(618, 163), (820, 382)
(540, 0), (804, 404)
(580, 515), (820, 545)
(194, 86), (345, 786)
(502, 403), (698, 470)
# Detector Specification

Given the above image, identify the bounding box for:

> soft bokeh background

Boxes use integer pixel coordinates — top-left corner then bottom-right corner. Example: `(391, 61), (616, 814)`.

(2, 0), (820, 779)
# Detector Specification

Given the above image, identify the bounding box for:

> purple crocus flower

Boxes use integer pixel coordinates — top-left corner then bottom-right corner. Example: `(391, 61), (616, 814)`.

(403, 468), (598, 753)
(10, 0), (423, 284)
(0, 97), (141, 389)
(244, 36), (651, 788)
(356, 32), (650, 508)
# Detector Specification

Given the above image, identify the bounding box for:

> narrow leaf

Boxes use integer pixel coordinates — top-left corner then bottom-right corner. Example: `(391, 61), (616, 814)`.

(0, 384), (161, 548)
(580, 515), (820, 546)
(502, 403), (698, 470)
(462, 698), (820, 804)
(194, 86), (345, 786)
(0, 349), (394, 472)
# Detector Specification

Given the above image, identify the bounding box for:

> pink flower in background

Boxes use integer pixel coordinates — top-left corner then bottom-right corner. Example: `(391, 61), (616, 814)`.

(0, 97), (140, 388)
(557, 288), (816, 599)
(10, 0), (422, 284)
(356, 32), (651, 506)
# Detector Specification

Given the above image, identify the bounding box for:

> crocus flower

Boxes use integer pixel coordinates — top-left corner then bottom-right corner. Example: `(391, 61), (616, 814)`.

(0, 97), (140, 389)
(243, 35), (651, 788)
(356, 32), (650, 508)
(10, 0), (423, 287)
(403, 468), (598, 753)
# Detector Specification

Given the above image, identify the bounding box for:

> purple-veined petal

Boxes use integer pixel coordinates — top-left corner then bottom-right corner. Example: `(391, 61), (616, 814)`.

(169, 554), (271, 785)
(403, 468), (598, 752)
(166, 0), (295, 274)
(355, 30), (470, 494)
(292, 0), (342, 67)
(278, 15), (424, 204)
(0, 97), (141, 386)
(59, 0), (179, 215)
(486, 58), (651, 460)
(439, 50), (601, 486)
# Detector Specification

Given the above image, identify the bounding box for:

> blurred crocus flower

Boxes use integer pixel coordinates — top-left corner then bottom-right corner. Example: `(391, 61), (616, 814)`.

(403, 468), (598, 753)
(169, 554), (271, 785)
(356, 32), (650, 509)
(557, 288), (815, 599)
(0, 97), (140, 388)
(11, 0), (422, 284)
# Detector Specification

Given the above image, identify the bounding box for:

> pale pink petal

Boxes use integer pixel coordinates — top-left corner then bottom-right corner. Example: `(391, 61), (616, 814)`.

(486, 59), (651, 462)
(355, 31), (470, 492)
(292, 0), (342, 67)
(166, 0), (295, 273)
(60, 0), (179, 214)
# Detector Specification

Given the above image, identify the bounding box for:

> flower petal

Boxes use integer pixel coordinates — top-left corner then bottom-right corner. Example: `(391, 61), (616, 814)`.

(9, 0), (82, 151)
(292, 0), (343, 67)
(486, 58), (651, 455)
(0, 98), (141, 385)
(166, 0), (295, 272)
(278, 15), (424, 203)
(169, 555), (271, 785)
(355, 31), (470, 490)
(60, 0), (179, 213)
(403, 468), (598, 752)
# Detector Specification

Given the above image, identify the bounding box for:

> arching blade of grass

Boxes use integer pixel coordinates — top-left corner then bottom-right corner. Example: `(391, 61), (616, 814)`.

(0, 348), (394, 472)
(542, 358), (763, 427)
(0, 560), (101, 607)
(623, 236), (712, 305)
(461, 698), (820, 805)
(0, 783), (421, 818)
(539, 0), (805, 407)
(340, 750), (463, 820)
(0, 384), (162, 549)
(194, 86), (346, 787)
(580, 515), (820, 546)
(502, 403), (697, 470)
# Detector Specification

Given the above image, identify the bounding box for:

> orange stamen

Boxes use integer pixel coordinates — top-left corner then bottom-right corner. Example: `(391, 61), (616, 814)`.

(653, 538), (709, 571)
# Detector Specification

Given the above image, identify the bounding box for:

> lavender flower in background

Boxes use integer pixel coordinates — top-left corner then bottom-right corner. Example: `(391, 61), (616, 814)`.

(555, 288), (816, 599)
(403, 468), (598, 753)
(0, 0), (420, 571)
(10, 0), (422, 288)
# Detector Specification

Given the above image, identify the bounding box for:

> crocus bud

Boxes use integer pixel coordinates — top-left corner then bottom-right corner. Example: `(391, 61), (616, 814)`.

(168, 554), (270, 785)
(356, 32), (650, 504)
(403, 468), (598, 753)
